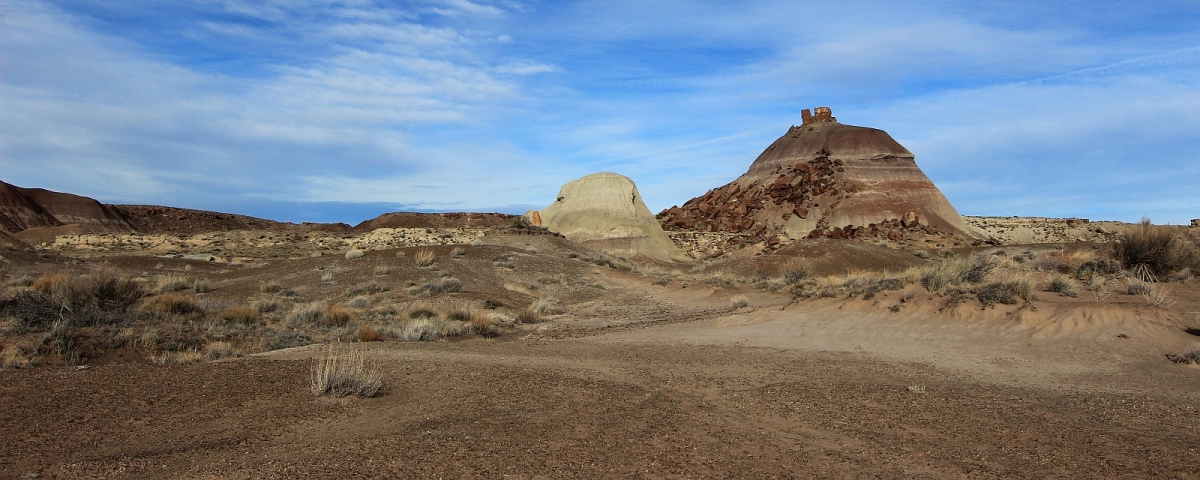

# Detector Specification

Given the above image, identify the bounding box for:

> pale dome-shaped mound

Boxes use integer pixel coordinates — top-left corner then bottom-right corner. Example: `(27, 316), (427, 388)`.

(525, 173), (689, 263)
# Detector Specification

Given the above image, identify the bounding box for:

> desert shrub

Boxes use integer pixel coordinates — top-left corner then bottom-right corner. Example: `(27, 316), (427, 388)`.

(154, 349), (205, 365)
(414, 249), (435, 267)
(408, 307), (438, 319)
(784, 267), (809, 286)
(143, 294), (203, 316)
(417, 282), (442, 297)
(483, 299), (503, 310)
(358, 326), (381, 342)
(1047, 276), (1079, 298)
(204, 341), (236, 360)
(920, 257), (973, 294)
(470, 239), (484, 247)
(1114, 219), (1199, 277)
(157, 274), (189, 293)
(493, 255), (515, 269)
(531, 298), (564, 315)
(347, 282), (385, 297)
(8, 276), (35, 288)
(287, 302), (326, 325)
(1, 345), (34, 369)
(400, 317), (464, 341)
(0, 290), (62, 331)
(259, 328), (314, 351)
(977, 280), (1034, 307)
(348, 296), (370, 309)
(219, 306), (260, 325)
(32, 269), (145, 316)
(373, 266), (389, 276)
(451, 247), (466, 257)
(653, 277), (671, 286)
(320, 272), (335, 282)
(538, 276), (561, 285)
(324, 305), (356, 327)
(345, 249), (364, 260)
(1168, 268), (1193, 283)
(1076, 258), (1121, 279)
(254, 299), (283, 314)
(1127, 282), (1153, 296)
(310, 346), (382, 397)
(193, 279), (212, 293)
(440, 277), (463, 293)
(862, 277), (905, 300)
(730, 295), (749, 309)
(963, 256), (997, 284)
(515, 308), (544, 324)
(469, 314), (497, 337)
(261, 282), (284, 294)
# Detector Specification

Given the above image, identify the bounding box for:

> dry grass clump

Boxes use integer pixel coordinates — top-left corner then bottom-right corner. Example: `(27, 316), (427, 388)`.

(531, 298), (564, 315)
(324, 305), (356, 327)
(193, 278), (213, 293)
(414, 249), (435, 267)
(1, 345), (35, 369)
(357, 325), (381, 342)
(919, 256), (995, 294)
(204, 341), (236, 360)
(783, 265), (809, 286)
(32, 268), (145, 316)
(287, 302), (327, 325)
(7, 276), (35, 288)
(261, 282), (284, 294)
(1047, 275), (1079, 298)
(218, 306), (260, 325)
(311, 345), (382, 397)
(156, 274), (190, 293)
(254, 299), (283, 314)
(515, 308), (545, 324)
(493, 255), (515, 269)
(345, 249), (365, 259)
(977, 279), (1034, 307)
(154, 349), (206, 365)
(347, 282), (385, 296)
(440, 277), (463, 293)
(320, 272), (335, 282)
(451, 247), (466, 257)
(347, 296), (370, 309)
(729, 295), (749, 309)
(143, 294), (203, 316)
(1114, 219), (1199, 277)
(1128, 281), (1174, 308)
(372, 266), (389, 276)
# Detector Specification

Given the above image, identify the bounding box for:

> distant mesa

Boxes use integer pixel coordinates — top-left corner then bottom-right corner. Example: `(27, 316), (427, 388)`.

(353, 212), (516, 231)
(524, 173), (689, 263)
(658, 107), (976, 244)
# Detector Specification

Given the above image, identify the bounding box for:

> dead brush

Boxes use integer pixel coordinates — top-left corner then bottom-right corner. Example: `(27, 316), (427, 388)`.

(414, 249), (435, 267)
(977, 278), (1035, 307)
(32, 268), (145, 316)
(310, 345), (382, 397)
(1047, 275), (1079, 298)
(323, 305), (356, 328)
(143, 294), (203, 316)
(357, 325), (381, 342)
(156, 274), (189, 293)
(1166, 344), (1200, 364)
(218, 306), (260, 325)
(516, 308), (545, 324)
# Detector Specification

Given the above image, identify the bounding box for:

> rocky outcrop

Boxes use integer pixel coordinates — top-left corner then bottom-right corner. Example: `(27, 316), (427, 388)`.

(354, 212), (515, 231)
(525, 173), (689, 262)
(658, 108), (975, 243)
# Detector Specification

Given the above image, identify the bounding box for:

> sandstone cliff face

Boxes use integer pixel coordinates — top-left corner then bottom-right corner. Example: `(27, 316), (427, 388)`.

(659, 108), (975, 242)
(525, 173), (689, 262)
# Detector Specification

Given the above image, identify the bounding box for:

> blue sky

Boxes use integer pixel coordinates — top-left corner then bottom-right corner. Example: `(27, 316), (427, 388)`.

(2, 0), (1198, 225)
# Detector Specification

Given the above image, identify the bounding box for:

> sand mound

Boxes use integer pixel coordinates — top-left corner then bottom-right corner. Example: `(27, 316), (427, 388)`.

(659, 107), (976, 245)
(525, 173), (689, 263)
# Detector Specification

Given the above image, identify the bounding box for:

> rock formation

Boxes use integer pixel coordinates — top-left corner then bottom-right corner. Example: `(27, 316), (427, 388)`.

(0, 181), (61, 234)
(658, 107), (975, 243)
(18, 187), (136, 234)
(525, 173), (689, 262)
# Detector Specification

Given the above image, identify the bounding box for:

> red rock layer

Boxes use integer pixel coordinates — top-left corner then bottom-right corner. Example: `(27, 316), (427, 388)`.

(659, 113), (975, 243)
(0, 181), (62, 234)
(18, 187), (136, 234)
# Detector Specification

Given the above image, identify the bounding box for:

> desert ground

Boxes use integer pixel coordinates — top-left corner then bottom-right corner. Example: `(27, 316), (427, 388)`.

(2, 219), (1199, 479)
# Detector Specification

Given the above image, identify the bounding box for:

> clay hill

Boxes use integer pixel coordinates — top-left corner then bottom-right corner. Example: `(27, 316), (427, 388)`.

(524, 173), (689, 263)
(353, 212), (515, 231)
(658, 107), (975, 244)
(0, 180), (135, 236)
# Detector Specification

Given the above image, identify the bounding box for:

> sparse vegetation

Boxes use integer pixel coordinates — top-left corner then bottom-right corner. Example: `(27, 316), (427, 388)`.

(193, 278), (213, 293)
(373, 266), (389, 276)
(310, 345), (382, 397)
(451, 247), (466, 257)
(143, 294), (203, 316)
(1114, 218), (1198, 277)
(157, 274), (190, 293)
(414, 249), (435, 267)
(977, 280), (1034, 307)
(730, 295), (748, 309)
(345, 249), (364, 260)
(219, 306), (260, 325)
(348, 296), (370, 309)
(1047, 276), (1079, 298)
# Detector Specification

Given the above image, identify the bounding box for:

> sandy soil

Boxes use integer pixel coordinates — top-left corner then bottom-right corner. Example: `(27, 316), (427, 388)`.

(4, 270), (1199, 478)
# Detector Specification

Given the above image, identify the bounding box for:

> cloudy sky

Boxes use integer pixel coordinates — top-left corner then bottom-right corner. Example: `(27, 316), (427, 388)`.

(3, 0), (1198, 225)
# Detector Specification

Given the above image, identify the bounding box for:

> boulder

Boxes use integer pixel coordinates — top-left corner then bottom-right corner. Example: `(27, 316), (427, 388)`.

(525, 173), (689, 262)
